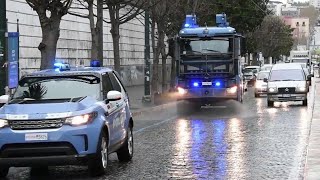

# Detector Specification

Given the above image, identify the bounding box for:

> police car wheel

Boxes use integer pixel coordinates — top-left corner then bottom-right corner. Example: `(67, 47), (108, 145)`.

(117, 128), (133, 162)
(88, 132), (108, 176)
(0, 167), (9, 178)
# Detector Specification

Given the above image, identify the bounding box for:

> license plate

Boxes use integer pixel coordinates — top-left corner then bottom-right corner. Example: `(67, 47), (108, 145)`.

(283, 94), (291, 97)
(202, 82), (212, 86)
(25, 133), (48, 141)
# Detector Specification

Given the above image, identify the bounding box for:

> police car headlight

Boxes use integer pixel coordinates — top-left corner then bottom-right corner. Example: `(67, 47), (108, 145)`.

(268, 87), (277, 93)
(0, 119), (8, 128)
(65, 112), (97, 126)
(296, 86), (307, 92)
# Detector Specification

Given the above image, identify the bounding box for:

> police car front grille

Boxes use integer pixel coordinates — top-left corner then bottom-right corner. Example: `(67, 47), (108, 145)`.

(8, 119), (65, 130)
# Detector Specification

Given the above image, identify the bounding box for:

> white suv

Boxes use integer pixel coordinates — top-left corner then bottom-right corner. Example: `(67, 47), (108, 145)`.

(264, 64), (309, 107)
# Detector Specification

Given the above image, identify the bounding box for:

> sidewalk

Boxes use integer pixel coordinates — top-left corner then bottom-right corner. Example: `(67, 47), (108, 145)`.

(125, 85), (179, 117)
(304, 77), (320, 180)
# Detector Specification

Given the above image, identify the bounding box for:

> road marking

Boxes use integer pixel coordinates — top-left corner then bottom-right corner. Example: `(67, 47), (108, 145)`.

(133, 116), (178, 134)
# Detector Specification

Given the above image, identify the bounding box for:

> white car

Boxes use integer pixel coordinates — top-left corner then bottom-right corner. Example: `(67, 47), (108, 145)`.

(265, 64), (309, 107)
(254, 71), (270, 97)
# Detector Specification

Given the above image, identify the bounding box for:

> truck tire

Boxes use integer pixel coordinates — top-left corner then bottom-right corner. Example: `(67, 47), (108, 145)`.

(267, 100), (274, 107)
(117, 128), (134, 162)
(0, 167), (9, 178)
(303, 99), (308, 106)
(88, 132), (108, 177)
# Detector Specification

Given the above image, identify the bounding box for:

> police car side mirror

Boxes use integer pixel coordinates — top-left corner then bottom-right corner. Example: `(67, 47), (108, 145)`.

(263, 78), (268, 83)
(0, 95), (9, 104)
(107, 91), (122, 101)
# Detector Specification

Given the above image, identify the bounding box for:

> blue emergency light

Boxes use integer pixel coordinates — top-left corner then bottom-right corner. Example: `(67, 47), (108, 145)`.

(54, 62), (70, 71)
(184, 14), (199, 28)
(216, 13), (229, 27)
(90, 60), (101, 67)
(193, 82), (199, 87)
(215, 81), (221, 87)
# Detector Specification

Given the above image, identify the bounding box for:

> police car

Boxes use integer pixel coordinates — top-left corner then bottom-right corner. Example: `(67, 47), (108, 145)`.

(0, 61), (134, 177)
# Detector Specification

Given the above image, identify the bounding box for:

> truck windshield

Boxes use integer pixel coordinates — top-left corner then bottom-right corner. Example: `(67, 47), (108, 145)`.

(292, 59), (309, 64)
(181, 38), (232, 54)
(12, 76), (101, 101)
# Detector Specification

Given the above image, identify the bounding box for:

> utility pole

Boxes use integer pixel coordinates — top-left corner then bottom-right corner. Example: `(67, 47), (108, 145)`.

(97, 0), (103, 65)
(142, 9), (151, 102)
(0, 1), (6, 95)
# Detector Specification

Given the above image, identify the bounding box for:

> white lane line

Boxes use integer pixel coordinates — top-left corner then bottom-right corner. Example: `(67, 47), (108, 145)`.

(133, 116), (178, 134)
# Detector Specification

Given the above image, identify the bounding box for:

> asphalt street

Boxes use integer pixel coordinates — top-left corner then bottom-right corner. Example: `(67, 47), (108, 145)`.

(5, 85), (315, 180)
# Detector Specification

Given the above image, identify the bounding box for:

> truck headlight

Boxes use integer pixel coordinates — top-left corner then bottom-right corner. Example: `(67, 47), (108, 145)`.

(0, 119), (8, 128)
(65, 112), (97, 126)
(177, 87), (187, 95)
(296, 86), (307, 92)
(227, 86), (237, 94)
(268, 87), (277, 93)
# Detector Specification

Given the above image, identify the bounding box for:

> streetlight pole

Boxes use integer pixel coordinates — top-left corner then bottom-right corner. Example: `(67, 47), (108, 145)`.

(142, 9), (151, 103)
(0, 1), (6, 95)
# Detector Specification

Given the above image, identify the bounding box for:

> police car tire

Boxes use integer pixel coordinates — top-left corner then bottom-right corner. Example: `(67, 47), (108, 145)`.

(117, 128), (133, 162)
(0, 167), (9, 178)
(88, 132), (108, 177)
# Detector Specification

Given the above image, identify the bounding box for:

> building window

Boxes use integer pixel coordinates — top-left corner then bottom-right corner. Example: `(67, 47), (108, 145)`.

(302, 22), (306, 26)
(296, 22), (299, 26)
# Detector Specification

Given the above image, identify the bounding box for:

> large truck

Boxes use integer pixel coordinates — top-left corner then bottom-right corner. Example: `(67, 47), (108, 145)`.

(171, 13), (246, 107)
(289, 50), (311, 65)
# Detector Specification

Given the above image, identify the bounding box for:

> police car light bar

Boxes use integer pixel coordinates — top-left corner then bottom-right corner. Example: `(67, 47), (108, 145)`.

(54, 62), (70, 71)
(90, 60), (101, 67)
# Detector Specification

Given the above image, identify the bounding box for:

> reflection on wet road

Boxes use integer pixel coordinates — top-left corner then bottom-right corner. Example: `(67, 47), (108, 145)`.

(7, 87), (313, 179)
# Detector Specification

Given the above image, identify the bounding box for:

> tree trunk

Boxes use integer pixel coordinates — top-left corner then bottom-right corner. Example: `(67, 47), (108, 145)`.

(159, 34), (167, 93)
(39, 15), (61, 70)
(88, 1), (98, 61)
(97, 0), (103, 65)
(151, 19), (159, 95)
(109, 5), (121, 73)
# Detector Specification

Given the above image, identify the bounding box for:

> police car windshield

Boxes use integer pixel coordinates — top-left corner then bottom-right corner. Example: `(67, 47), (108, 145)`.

(269, 69), (304, 81)
(12, 76), (100, 101)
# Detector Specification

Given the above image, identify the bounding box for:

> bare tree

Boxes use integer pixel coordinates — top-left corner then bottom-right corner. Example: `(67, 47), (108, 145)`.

(68, 0), (104, 64)
(104, 0), (147, 73)
(26, 0), (73, 70)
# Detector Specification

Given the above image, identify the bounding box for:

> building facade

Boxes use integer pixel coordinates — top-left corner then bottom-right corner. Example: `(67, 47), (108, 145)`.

(6, 0), (161, 86)
(310, 0), (320, 9)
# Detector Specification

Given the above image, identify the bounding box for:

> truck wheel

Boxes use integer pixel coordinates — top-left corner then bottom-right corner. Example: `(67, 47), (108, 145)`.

(0, 167), (9, 178)
(267, 100), (274, 107)
(88, 132), (108, 177)
(255, 93), (259, 98)
(303, 99), (308, 106)
(117, 127), (134, 162)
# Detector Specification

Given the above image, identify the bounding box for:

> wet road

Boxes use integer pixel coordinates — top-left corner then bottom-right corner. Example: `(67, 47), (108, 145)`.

(6, 85), (315, 180)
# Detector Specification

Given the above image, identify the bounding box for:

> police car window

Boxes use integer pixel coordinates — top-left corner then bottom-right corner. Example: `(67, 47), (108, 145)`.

(102, 74), (113, 99)
(109, 73), (122, 92)
(12, 76), (100, 101)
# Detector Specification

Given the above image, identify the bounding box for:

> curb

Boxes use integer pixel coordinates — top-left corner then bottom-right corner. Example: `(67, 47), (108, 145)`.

(131, 100), (182, 118)
(304, 78), (320, 180)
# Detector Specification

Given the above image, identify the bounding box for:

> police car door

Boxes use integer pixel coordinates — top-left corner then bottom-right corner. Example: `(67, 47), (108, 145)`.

(109, 72), (128, 144)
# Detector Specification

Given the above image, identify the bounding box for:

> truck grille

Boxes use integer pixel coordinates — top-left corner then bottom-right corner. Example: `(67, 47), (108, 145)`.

(8, 119), (65, 130)
(278, 87), (295, 94)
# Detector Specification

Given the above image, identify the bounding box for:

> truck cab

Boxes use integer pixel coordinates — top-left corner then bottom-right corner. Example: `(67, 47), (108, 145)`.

(173, 14), (246, 106)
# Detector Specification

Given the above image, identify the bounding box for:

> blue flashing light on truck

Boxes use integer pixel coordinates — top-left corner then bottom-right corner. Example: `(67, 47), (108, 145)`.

(171, 13), (246, 108)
